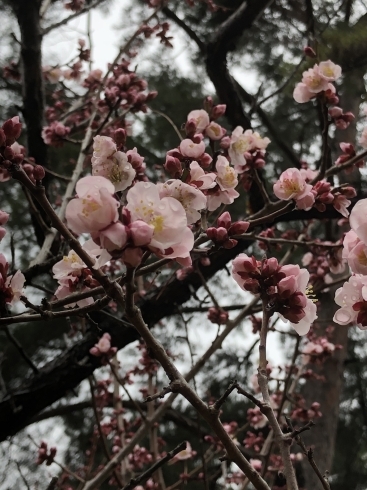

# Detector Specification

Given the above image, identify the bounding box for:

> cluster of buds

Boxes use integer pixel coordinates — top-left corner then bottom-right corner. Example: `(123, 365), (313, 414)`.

(42, 121), (71, 147)
(89, 333), (117, 362)
(335, 142), (364, 172)
(273, 166), (355, 217)
(36, 441), (57, 466)
(302, 336), (339, 364)
(128, 445), (153, 470)
(291, 400), (322, 422)
(329, 106), (355, 130)
(185, 106), (226, 140)
(207, 306), (228, 325)
(100, 59), (157, 114)
(247, 407), (267, 429)
(243, 431), (265, 453)
(139, 21), (173, 48)
(206, 211), (249, 249)
(165, 136), (212, 177)
(257, 228), (281, 251)
(232, 255), (318, 335)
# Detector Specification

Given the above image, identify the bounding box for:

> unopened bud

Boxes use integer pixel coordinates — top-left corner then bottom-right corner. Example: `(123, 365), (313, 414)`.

(34, 165), (46, 181)
(211, 104), (226, 120)
(164, 156), (182, 177)
(3, 147), (14, 160)
(203, 96), (213, 113)
(113, 128), (126, 149)
(185, 119), (197, 138)
(0, 129), (5, 147)
(217, 211), (231, 229)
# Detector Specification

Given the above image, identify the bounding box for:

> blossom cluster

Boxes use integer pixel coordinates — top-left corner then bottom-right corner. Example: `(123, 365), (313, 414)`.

(293, 60), (341, 104)
(273, 166), (355, 215)
(334, 199), (367, 328)
(232, 255), (317, 335)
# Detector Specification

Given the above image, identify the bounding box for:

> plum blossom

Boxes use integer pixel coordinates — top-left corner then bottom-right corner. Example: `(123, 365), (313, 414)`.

(229, 127), (270, 168)
(179, 138), (206, 159)
(293, 61), (342, 103)
(187, 109), (210, 133)
(206, 156), (239, 211)
(334, 275), (367, 329)
(157, 179), (207, 224)
(277, 264), (318, 335)
(273, 168), (315, 211)
(91, 136), (136, 191)
(90, 333), (117, 359)
(188, 161), (216, 190)
(5, 270), (25, 304)
(126, 182), (194, 262)
(350, 198), (367, 244)
(0, 210), (9, 242)
(65, 176), (119, 234)
(53, 240), (111, 281)
(205, 121), (226, 140)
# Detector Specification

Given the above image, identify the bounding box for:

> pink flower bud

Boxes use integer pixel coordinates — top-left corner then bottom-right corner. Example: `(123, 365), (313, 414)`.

(2, 116), (22, 142)
(129, 220), (154, 246)
(3, 146), (14, 160)
(328, 106), (343, 118)
(219, 136), (231, 149)
(206, 227), (218, 240)
(229, 220), (250, 235)
(211, 104), (226, 119)
(164, 156), (182, 177)
(34, 165), (46, 181)
(217, 211), (231, 229)
(113, 128), (126, 148)
(340, 142), (355, 154)
(185, 119), (197, 137)
(216, 227), (228, 242)
(96, 222), (128, 251)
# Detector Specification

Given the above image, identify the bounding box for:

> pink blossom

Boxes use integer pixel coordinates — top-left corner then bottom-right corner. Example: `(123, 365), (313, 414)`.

(179, 138), (206, 159)
(158, 179), (207, 224)
(65, 176), (119, 234)
(216, 156), (238, 190)
(302, 65), (330, 93)
(207, 187), (239, 212)
(318, 60), (342, 81)
(92, 222), (128, 252)
(229, 127), (270, 168)
(349, 198), (367, 244)
(205, 121), (226, 140)
(293, 83), (314, 103)
(42, 121), (70, 146)
(333, 194), (351, 218)
(89, 333), (117, 358)
(91, 135), (117, 166)
(189, 161), (216, 190)
(129, 221), (154, 247)
(126, 182), (194, 260)
(170, 442), (196, 463)
(5, 270), (25, 304)
(187, 109), (210, 133)
(334, 275), (367, 328)
(92, 150), (136, 192)
(277, 264), (318, 335)
(273, 168), (315, 210)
